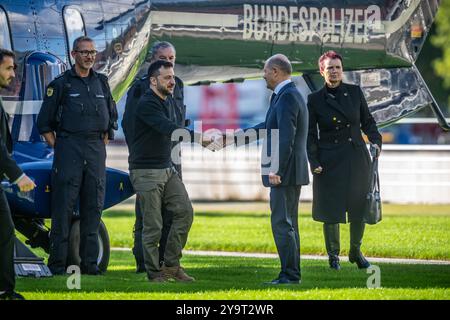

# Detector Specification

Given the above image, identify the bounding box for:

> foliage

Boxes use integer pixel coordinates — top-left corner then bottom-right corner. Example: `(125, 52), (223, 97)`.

(432, 0), (450, 107)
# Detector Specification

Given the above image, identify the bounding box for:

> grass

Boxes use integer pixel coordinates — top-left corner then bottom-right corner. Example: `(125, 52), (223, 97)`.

(15, 251), (450, 300)
(16, 202), (450, 300)
(102, 202), (450, 260)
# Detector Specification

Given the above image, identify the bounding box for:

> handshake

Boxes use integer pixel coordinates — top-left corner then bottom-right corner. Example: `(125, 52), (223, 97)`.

(200, 131), (236, 152)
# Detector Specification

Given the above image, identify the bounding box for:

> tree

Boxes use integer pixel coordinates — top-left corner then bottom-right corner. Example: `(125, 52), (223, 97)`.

(432, 0), (450, 101)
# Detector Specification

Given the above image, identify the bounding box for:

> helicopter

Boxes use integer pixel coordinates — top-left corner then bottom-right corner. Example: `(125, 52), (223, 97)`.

(0, 0), (445, 276)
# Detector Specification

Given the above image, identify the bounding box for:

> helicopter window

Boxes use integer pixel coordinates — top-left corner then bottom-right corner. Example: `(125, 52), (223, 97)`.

(63, 7), (86, 65)
(0, 7), (12, 50)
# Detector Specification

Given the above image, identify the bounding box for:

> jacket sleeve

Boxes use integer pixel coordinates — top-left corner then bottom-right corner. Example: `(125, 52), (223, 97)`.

(306, 95), (321, 170)
(358, 87), (382, 149)
(235, 121), (266, 147)
(102, 77), (118, 140)
(37, 81), (61, 134)
(0, 135), (23, 183)
(275, 93), (300, 177)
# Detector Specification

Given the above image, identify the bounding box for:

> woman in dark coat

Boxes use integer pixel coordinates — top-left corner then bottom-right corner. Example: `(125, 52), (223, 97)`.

(307, 51), (382, 270)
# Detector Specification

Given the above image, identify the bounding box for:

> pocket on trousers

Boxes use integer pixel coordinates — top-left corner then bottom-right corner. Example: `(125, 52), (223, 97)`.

(132, 178), (158, 193)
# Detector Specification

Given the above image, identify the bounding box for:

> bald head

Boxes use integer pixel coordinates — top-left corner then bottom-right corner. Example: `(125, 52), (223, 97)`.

(265, 54), (292, 76)
(263, 54), (292, 90)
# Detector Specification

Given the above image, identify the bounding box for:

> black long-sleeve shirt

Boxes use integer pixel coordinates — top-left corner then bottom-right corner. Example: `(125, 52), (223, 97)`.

(128, 88), (193, 170)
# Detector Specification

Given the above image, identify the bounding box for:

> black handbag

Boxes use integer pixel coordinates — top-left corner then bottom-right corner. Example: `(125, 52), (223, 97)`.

(364, 146), (382, 224)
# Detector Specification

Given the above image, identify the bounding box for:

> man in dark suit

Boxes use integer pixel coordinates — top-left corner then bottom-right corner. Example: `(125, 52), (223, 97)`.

(226, 54), (309, 284)
(0, 48), (36, 300)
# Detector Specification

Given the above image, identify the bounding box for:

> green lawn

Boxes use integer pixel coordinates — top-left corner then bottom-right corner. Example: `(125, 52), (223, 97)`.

(103, 202), (450, 260)
(17, 202), (449, 300)
(16, 251), (450, 300)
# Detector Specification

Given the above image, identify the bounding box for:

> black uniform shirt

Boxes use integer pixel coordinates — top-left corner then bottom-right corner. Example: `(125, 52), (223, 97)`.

(37, 68), (110, 135)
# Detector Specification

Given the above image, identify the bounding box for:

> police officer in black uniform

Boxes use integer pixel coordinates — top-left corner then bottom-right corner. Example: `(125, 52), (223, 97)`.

(122, 41), (187, 273)
(37, 36), (118, 275)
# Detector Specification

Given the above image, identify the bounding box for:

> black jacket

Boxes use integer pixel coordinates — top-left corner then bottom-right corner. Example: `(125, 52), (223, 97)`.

(122, 76), (185, 147)
(0, 98), (23, 182)
(128, 88), (191, 170)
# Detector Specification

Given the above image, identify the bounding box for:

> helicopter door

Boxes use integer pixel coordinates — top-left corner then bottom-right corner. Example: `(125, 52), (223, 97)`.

(11, 51), (66, 142)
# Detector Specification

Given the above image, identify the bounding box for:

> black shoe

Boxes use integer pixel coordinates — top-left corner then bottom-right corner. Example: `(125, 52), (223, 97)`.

(264, 278), (300, 285)
(328, 256), (341, 270)
(81, 265), (103, 275)
(0, 291), (25, 300)
(349, 251), (371, 269)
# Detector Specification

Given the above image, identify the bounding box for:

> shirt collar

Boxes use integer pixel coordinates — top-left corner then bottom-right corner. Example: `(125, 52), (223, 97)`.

(70, 67), (96, 79)
(273, 79), (292, 95)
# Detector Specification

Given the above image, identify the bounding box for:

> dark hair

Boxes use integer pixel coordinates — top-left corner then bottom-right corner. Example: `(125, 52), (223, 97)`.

(267, 55), (292, 75)
(150, 41), (175, 61)
(0, 48), (15, 64)
(147, 60), (174, 78)
(72, 36), (94, 51)
(318, 51), (343, 72)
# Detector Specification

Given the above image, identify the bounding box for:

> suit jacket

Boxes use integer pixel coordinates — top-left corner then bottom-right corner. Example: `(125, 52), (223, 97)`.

(0, 97), (23, 182)
(243, 82), (309, 187)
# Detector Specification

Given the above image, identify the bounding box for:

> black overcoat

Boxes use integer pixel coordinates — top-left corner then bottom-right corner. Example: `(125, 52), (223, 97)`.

(307, 83), (382, 223)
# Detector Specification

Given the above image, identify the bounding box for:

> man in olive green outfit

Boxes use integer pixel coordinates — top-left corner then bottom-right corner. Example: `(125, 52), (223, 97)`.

(127, 60), (212, 282)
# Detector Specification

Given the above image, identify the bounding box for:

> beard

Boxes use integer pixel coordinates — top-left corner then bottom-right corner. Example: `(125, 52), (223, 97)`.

(0, 77), (12, 89)
(157, 82), (174, 97)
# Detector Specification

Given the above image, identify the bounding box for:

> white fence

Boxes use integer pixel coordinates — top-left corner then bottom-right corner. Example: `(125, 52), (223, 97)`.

(106, 144), (450, 204)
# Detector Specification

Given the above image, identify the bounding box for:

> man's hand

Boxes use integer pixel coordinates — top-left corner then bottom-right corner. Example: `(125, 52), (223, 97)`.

(16, 175), (36, 192)
(42, 132), (56, 148)
(201, 132), (226, 151)
(104, 132), (109, 145)
(201, 133), (216, 150)
(222, 133), (236, 148)
(372, 144), (381, 158)
(269, 172), (282, 186)
(313, 166), (323, 174)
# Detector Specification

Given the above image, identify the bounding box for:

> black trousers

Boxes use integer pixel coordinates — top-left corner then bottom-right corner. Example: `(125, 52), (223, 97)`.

(270, 185), (301, 281)
(0, 190), (15, 292)
(132, 164), (181, 267)
(47, 136), (106, 273)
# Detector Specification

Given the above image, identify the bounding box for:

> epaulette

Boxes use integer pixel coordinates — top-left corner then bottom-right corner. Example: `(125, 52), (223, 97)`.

(49, 71), (68, 87)
(54, 72), (65, 80)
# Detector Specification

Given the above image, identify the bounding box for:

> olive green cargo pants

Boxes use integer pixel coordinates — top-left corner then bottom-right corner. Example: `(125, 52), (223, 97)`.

(130, 168), (193, 279)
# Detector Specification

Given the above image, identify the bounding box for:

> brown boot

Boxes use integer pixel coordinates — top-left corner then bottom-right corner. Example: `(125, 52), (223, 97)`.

(162, 265), (195, 282)
(148, 272), (167, 283)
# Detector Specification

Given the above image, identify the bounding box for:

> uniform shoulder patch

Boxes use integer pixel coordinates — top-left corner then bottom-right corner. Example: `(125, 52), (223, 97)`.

(46, 87), (54, 97)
